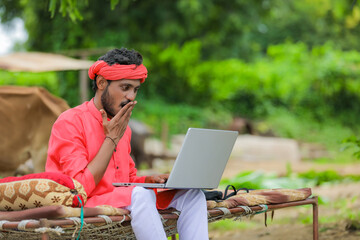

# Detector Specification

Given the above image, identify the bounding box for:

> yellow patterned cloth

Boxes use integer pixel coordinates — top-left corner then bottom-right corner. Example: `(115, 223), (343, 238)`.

(0, 178), (87, 211)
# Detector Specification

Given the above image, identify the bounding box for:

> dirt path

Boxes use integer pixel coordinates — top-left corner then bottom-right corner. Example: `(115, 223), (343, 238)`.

(210, 222), (360, 240)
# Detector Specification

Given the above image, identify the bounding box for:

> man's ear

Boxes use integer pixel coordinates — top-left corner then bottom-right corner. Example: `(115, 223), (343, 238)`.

(96, 75), (108, 90)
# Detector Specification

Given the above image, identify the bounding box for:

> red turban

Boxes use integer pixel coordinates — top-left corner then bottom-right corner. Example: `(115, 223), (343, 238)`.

(88, 60), (148, 83)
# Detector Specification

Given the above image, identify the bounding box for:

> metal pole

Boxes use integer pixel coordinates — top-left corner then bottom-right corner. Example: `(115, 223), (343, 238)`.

(79, 55), (89, 103)
(312, 196), (319, 240)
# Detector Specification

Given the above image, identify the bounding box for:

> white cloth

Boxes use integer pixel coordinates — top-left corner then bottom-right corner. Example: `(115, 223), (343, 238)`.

(126, 187), (209, 240)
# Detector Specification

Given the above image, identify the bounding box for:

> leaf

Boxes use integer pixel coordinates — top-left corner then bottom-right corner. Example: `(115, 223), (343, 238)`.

(354, 150), (360, 159)
(48, 0), (58, 18)
(111, 0), (120, 10)
(59, 0), (68, 17)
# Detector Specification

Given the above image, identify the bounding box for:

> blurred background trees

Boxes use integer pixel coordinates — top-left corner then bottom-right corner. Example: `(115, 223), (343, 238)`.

(1, 0), (360, 153)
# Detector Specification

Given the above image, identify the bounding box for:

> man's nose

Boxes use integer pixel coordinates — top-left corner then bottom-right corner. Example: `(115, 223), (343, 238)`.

(126, 91), (136, 101)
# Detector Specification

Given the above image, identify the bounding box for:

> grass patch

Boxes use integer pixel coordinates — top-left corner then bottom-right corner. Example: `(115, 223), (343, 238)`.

(220, 168), (360, 189)
(318, 196), (360, 224)
(219, 169), (360, 191)
(0, 70), (59, 95)
(220, 170), (316, 190)
(209, 218), (258, 232)
(264, 109), (357, 148)
(262, 108), (360, 163)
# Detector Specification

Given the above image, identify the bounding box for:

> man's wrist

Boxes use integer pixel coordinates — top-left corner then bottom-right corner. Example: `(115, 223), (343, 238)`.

(105, 136), (117, 152)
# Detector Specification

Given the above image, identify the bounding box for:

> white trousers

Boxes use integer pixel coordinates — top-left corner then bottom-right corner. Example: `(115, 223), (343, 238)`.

(125, 187), (209, 240)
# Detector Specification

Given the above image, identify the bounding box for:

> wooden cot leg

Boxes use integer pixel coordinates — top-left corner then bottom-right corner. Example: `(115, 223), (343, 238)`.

(171, 234), (177, 240)
(312, 197), (319, 240)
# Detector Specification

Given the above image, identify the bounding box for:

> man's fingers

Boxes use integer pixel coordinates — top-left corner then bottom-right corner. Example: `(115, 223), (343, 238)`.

(105, 101), (137, 139)
(118, 103), (135, 123)
(156, 174), (169, 183)
(100, 109), (108, 122)
(100, 109), (109, 134)
(112, 101), (135, 121)
(124, 104), (135, 119)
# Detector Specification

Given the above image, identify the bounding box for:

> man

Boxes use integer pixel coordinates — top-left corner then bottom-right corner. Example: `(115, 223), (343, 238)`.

(46, 48), (209, 239)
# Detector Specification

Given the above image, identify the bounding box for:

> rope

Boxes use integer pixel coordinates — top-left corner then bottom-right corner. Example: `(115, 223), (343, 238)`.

(76, 196), (84, 240)
(159, 214), (166, 224)
(238, 205), (252, 214)
(97, 215), (113, 225)
(119, 215), (126, 224)
(216, 207), (232, 216)
(17, 220), (38, 231)
(66, 217), (81, 238)
(34, 226), (64, 236)
(66, 217), (82, 226)
(0, 220), (9, 230)
(172, 211), (181, 217)
(65, 198), (84, 239)
(255, 204), (268, 215)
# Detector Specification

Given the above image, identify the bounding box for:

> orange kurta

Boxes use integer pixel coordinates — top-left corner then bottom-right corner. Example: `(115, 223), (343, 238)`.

(46, 99), (148, 208)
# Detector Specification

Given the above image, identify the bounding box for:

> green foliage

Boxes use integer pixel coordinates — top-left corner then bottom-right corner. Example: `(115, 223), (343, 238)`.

(298, 170), (343, 186)
(209, 219), (256, 232)
(131, 98), (232, 138)
(264, 108), (357, 148)
(56, 71), (85, 107)
(145, 41), (360, 126)
(342, 135), (360, 159)
(48, 0), (84, 21)
(47, 0), (124, 21)
(2, 0), (360, 58)
(319, 197), (360, 225)
(221, 170), (360, 190)
(0, 70), (59, 95)
(1, 0), (360, 147)
(220, 171), (316, 190)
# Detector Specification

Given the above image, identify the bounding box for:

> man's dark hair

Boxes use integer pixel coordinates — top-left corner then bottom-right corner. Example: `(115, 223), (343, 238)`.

(92, 48), (143, 91)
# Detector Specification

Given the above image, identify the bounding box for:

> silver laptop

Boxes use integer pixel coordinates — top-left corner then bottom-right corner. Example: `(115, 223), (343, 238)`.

(113, 128), (238, 189)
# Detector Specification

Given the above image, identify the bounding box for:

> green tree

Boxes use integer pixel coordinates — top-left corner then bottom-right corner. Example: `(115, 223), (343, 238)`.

(1, 0), (360, 120)
(2, 0), (359, 60)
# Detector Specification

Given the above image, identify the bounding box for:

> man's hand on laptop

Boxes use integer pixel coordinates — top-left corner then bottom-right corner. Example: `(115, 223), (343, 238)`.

(145, 174), (169, 183)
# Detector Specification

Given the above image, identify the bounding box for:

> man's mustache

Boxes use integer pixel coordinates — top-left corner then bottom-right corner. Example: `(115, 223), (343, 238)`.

(120, 100), (131, 108)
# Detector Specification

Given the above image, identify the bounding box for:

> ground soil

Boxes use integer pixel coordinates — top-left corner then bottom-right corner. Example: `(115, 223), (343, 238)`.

(207, 157), (360, 240)
(210, 222), (360, 240)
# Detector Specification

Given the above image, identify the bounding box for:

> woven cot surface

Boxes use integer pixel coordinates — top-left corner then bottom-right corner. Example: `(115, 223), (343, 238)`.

(0, 197), (317, 240)
(0, 216), (178, 240)
(0, 188), (314, 239)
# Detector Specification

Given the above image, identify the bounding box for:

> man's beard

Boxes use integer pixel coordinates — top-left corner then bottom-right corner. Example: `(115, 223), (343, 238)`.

(101, 85), (116, 118)
(101, 85), (131, 118)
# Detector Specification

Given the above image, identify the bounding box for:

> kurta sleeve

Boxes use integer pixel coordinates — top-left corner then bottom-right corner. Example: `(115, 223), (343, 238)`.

(46, 114), (96, 196)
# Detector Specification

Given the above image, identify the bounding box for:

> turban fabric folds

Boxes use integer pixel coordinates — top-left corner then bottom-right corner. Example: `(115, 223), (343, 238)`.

(88, 60), (148, 83)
